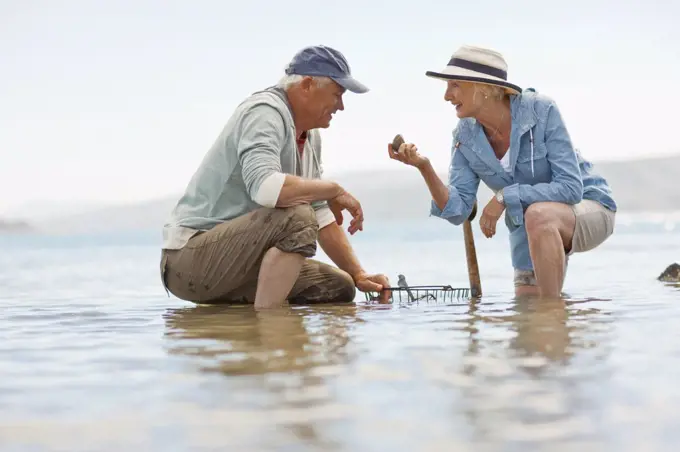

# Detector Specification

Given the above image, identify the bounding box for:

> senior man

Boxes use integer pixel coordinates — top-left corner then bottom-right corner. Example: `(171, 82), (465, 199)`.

(160, 45), (390, 309)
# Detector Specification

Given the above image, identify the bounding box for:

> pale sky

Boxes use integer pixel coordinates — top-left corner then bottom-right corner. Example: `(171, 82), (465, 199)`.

(2, 0), (679, 214)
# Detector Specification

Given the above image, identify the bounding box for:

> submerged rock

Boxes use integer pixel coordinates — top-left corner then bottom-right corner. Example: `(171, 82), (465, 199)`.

(658, 263), (680, 282)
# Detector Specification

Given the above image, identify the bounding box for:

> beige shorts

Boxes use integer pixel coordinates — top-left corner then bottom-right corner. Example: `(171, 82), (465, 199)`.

(514, 199), (616, 287)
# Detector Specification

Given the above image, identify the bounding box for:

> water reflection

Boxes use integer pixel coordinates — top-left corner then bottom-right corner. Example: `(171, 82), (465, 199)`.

(162, 296), (615, 449)
(457, 296), (614, 446)
(661, 282), (680, 292)
(510, 298), (583, 366)
(163, 303), (360, 450)
(163, 303), (359, 376)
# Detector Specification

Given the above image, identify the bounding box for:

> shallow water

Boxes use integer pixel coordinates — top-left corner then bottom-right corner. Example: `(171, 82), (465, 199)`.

(1, 216), (679, 451)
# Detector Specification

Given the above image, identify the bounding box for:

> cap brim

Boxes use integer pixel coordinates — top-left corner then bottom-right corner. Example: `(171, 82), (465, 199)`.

(333, 76), (369, 94)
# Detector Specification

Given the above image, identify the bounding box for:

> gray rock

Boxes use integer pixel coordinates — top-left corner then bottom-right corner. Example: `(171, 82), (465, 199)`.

(658, 263), (680, 282)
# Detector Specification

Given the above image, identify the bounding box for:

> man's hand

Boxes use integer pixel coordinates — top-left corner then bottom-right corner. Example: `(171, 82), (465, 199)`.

(328, 197), (344, 226)
(479, 196), (505, 238)
(354, 271), (391, 303)
(329, 191), (364, 235)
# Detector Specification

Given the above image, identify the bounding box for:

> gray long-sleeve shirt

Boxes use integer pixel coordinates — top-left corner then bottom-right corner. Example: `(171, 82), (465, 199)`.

(162, 86), (333, 249)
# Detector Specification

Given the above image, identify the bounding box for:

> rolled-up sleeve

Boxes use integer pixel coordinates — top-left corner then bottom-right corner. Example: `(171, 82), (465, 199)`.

(314, 206), (335, 228)
(252, 172), (286, 208)
(430, 137), (480, 225)
(503, 101), (583, 226)
(237, 104), (287, 205)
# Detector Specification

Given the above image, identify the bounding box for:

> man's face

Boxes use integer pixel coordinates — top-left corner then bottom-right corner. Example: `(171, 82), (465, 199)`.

(301, 77), (345, 128)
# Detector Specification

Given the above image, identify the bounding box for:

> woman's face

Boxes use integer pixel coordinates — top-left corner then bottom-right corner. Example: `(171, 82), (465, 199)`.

(444, 80), (484, 118)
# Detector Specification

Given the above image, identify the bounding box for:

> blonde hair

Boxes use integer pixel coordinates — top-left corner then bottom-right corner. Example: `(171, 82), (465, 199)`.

(472, 82), (506, 103)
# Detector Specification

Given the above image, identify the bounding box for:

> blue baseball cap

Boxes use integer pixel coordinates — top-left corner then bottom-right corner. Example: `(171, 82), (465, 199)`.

(284, 45), (369, 94)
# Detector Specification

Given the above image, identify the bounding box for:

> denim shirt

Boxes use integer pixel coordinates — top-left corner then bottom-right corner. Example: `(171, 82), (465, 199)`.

(430, 89), (617, 271)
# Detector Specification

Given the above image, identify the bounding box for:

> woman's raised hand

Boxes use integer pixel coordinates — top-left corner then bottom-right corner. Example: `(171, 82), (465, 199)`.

(387, 134), (429, 169)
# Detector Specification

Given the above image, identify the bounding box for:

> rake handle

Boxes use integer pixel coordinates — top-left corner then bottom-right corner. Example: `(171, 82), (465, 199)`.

(463, 204), (482, 297)
(391, 134), (482, 298)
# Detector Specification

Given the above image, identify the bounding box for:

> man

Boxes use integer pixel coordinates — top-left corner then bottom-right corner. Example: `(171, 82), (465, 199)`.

(160, 45), (390, 309)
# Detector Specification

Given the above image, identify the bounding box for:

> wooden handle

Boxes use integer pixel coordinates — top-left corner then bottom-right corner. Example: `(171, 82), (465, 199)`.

(463, 200), (482, 298)
(392, 132), (481, 298)
(468, 200), (478, 221)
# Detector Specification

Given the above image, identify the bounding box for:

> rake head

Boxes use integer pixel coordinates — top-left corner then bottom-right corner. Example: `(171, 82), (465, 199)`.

(364, 284), (471, 304)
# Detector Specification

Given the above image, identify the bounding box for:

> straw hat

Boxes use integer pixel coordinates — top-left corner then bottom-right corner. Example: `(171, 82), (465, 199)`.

(425, 45), (522, 95)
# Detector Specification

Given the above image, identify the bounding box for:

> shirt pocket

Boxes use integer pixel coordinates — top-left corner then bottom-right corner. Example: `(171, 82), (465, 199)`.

(516, 141), (548, 164)
(515, 141), (549, 180)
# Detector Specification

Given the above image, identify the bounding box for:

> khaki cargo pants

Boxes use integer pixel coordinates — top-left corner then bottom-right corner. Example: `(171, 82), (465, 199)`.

(160, 205), (356, 304)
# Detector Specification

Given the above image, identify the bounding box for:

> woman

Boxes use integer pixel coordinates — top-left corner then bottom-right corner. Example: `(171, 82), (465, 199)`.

(389, 45), (617, 298)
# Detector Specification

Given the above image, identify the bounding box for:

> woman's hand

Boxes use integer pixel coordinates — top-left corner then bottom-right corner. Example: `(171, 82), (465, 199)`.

(479, 196), (505, 238)
(387, 141), (429, 169)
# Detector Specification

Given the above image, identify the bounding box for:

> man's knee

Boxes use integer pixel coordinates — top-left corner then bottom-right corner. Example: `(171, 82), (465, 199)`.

(317, 270), (356, 303)
(273, 204), (319, 258)
(289, 263), (357, 304)
(283, 204), (317, 224)
(333, 270), (357, 302)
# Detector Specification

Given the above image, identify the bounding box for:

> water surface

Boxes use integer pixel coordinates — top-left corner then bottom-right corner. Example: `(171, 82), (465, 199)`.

(1, 216), (679, 451)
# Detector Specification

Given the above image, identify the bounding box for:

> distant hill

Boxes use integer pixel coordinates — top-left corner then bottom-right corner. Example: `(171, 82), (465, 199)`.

(0, 218), (32, 233)
(334, 153), (680, 218)
(19, 154), (680, 235)
(589, 155), (680, 211)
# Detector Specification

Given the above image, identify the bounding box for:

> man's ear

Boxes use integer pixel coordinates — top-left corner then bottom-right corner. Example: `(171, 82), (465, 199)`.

(299, 76), (315, 92)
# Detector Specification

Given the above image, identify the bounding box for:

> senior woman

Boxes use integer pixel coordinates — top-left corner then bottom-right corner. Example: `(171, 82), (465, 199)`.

(389, 45), (616, 299)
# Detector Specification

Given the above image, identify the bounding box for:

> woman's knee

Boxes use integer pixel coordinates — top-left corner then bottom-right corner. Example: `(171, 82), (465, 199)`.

(524, 202), (575, 240)
(525, 203), (555, 235)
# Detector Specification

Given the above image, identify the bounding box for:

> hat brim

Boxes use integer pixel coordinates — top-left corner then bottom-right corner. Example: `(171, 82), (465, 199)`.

(425, 66), (521, 95)
(332, 75), (369, 94)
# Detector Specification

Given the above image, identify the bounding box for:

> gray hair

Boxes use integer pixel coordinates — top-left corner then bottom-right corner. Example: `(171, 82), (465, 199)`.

(277, 74), (333, 90)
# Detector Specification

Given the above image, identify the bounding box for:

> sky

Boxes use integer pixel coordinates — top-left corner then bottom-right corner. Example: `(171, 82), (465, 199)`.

(1, 0), (679, 215)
